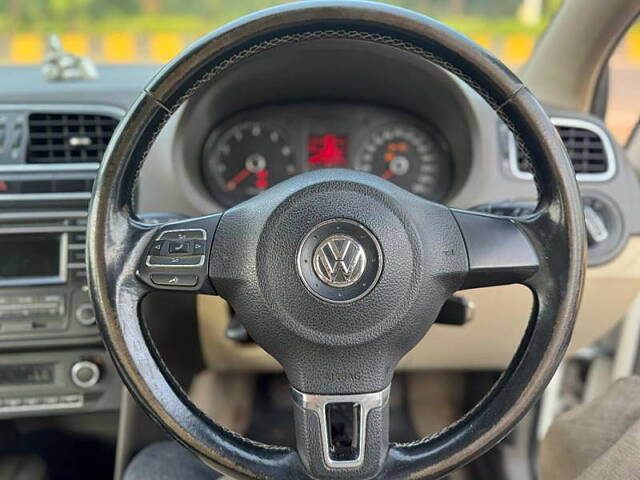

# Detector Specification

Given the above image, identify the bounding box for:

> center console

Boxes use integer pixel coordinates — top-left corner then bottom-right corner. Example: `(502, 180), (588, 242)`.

(0, 204), (121, 417)
(0, 104), (124, 417)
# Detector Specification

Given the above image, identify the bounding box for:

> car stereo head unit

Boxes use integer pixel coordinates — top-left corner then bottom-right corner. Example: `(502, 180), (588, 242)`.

(0, 232), (68, 287)
(0, 211), (97, 340)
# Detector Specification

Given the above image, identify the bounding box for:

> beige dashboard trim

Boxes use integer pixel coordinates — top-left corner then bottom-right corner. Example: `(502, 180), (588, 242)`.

(197, 237), (640, 371)
(521, 0), (640, 113)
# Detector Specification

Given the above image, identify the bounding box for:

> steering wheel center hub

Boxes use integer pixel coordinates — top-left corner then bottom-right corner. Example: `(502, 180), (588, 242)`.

(297, 218), (383, 303)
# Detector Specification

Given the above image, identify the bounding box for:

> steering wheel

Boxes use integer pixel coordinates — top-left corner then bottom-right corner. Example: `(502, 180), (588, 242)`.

(87, 2), (586, 479)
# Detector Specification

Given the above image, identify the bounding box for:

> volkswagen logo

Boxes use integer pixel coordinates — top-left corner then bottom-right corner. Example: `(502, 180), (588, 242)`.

(313, 234), (367, 287)
(297, 219), (383, 303)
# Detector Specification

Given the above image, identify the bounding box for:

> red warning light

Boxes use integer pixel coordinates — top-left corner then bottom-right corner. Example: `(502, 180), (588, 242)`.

(308, 134), (348, 167)
(255, 169), (269, 190)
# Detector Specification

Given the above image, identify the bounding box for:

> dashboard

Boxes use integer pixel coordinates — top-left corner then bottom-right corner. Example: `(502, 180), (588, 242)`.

(200, 103), (453, 206)
(0, 43), (639, 416)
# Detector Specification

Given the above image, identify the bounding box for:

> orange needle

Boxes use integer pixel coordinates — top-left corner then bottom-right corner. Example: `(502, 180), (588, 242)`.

(382, 169), (394, 180)
(225, 168), (250, 191)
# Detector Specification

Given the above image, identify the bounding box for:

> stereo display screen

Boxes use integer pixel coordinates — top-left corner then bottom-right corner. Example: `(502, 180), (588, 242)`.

(0, 234), (63, 285)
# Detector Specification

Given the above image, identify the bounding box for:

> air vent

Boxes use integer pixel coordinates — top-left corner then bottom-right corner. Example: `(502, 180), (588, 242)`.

(509, 118), (615, 181)
(27, 113), (119, 164)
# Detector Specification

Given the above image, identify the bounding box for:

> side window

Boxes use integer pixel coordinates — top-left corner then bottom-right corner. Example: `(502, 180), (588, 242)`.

(606, 21), (640, 145)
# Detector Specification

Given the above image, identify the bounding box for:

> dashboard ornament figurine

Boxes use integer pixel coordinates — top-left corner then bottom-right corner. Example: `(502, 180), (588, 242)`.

(41, 34), (99, 82)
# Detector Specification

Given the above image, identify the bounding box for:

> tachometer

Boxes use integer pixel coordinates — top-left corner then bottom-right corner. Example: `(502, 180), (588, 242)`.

(354, 123), (450, 201)
(202, 122), (297, 206)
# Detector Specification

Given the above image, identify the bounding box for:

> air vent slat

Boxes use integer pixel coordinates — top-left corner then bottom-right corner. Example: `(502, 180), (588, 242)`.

(27, 113), (119, 164)
(515, 121), (611, 178)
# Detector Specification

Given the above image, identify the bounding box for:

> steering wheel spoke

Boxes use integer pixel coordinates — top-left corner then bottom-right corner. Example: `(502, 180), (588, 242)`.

(292, 386), (390, 479)
(134, 214), (222, 294)
(451, 208), (541, 289)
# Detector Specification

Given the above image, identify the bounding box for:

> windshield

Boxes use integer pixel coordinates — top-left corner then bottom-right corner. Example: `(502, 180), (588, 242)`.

(0, 0), (563, 66)
(2, 1), (637, 142)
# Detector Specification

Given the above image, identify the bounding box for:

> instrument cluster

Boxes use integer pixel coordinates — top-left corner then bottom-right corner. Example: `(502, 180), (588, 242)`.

(201, 103), (452, 207)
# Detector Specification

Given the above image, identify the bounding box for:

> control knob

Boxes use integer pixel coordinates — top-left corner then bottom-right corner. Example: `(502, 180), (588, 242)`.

(70, 361), (100, 389)
(75, 303), (96, 326)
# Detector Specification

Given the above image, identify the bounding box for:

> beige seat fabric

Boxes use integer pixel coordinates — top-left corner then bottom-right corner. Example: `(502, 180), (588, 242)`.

(0, 454), (49, 480)
(540, 376), (640, 480)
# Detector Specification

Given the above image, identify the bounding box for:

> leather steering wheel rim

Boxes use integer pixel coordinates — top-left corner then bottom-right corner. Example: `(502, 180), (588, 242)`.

(87, 1), (586, 479)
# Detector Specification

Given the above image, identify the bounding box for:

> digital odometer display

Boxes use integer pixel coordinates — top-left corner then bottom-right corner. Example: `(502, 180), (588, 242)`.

(308, 134), (348, 168)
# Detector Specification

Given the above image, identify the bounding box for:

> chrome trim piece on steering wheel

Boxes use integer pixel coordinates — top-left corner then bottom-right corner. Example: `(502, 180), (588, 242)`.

(291, 385), (391, 470)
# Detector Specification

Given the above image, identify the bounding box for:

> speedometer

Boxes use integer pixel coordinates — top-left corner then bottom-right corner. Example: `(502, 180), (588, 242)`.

(202, 122), (297, 206)
(354, 123), (451, 201)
